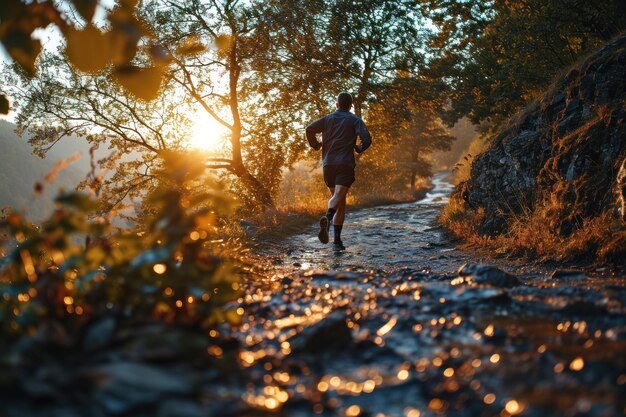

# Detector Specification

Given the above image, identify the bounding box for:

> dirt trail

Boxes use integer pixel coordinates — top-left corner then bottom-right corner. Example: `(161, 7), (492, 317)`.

(236, 173), (626, 417)
(266, 173), (472, 273)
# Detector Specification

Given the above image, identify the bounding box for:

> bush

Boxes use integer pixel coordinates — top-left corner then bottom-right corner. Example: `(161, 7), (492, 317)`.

(0, 151), (242, 344)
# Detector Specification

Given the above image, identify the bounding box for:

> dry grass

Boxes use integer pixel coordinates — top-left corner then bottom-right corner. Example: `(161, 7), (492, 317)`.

(254, 187), (428, 241)
(438, 198), (493, 247)
(452, 136), (490, 185)
(439, 35), (626, 266)
(440, 196), (626, 265)
(252, 162), (430, 240)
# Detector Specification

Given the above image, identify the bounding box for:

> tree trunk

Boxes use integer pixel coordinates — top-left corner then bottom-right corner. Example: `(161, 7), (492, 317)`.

(354, 63), (372, 118)
(232, 163), (275, 208)
(227, 34), (275, 209)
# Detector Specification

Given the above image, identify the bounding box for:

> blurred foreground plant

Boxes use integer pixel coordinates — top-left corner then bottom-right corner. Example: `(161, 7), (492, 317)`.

(0, 151), (242, 344)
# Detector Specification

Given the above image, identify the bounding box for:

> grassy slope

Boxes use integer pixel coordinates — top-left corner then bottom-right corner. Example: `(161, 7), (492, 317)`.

(439, 38), (626, 265)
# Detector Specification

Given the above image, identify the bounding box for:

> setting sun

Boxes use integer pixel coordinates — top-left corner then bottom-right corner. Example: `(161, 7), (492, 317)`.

(189, 112), (229, 151)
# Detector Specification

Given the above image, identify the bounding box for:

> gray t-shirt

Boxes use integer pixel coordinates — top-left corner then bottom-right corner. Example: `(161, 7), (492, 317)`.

(306, 109), (372, 167)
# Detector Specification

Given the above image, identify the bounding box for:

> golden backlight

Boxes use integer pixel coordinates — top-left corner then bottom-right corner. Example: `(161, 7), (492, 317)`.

(189, 112), (229, 151)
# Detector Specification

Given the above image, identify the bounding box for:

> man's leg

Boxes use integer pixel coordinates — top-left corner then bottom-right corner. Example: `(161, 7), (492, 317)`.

(319, 185), (348, 244)
(332, 194), (347, 249)
(333, 193), (347, 225)
(326, 186), (349, 249)
(326, 186), (335, 230)
(318, 186), (334, 244)
(326, 185), (349, 217)
(322, 185), (348, 225)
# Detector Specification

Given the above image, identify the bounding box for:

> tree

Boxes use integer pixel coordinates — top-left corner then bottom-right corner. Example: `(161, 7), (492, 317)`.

(146, 0), (285, 209)
(2, 52), (193, 214)
(422, 0), (626, 128)
(360, 76), (455, 198)
(252, 0), (451, 201)
(257, 0), (429, 118)
(400, 113), (455, 195)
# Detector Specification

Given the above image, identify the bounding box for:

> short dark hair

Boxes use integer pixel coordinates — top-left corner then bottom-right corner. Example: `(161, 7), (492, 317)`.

(337, 92), (352, 110)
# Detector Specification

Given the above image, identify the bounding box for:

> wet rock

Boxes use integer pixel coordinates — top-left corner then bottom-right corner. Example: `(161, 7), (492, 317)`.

(618, 157), (626, 223)
(239, 219), (258, 238)
(87, 362), (192, 415)
(6, 405), (85, 417)
(457, 263), (521, 288)
(20, 378), (59, 399)
(157, 399), (206, 417)
(550, 269), (587, 280)
(450, 286), (508, 303)
(311, 271), (368, 280)
(290, 311), (352, 354)
(559, 300), (607, 315)
(83, 317), (116, 351)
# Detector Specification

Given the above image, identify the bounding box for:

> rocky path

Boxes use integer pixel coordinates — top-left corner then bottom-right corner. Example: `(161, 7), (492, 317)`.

(7, 174), (624, 417)
(236, 173), (626, 417)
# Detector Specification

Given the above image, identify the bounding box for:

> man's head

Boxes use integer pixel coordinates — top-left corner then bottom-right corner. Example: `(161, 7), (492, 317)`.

(336, 92), (353, 111)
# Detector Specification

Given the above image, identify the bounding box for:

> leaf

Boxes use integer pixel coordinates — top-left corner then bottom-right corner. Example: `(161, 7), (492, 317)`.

(0, 0), (56, 77)
(0, 0), (26, 21)
(0, 94), (9, 114)
(214, 34), (232, 53)
(107, 7), (151, 66)
(1, 30), (41, 77)
(113, 65), (164, 101)
(70, 0), (98, 22)
(65, 25), (113, 74)
(176, 36), (207, 57)
(55, 192), (99, 212)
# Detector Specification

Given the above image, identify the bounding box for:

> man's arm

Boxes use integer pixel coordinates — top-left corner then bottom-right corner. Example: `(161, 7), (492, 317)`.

(305, 117), (325, 150)
(354, 118), (372, 153)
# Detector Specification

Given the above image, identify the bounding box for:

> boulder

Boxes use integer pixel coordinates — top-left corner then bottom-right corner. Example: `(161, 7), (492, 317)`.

(290, 311), (352, 354)
(454, 35), (626, 238)
(86, 362), (192, 415)
(550, 270), (587, 280)
(457, 263), (521, 288)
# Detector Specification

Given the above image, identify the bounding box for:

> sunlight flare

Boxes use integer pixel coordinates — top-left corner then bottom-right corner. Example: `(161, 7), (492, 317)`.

(189, 112), (229, 151)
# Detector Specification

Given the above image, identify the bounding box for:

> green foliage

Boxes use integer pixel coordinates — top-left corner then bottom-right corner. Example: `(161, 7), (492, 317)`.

(352, 77), (455, 199)
(423, 0), (626, 129)
(0, 151), (242, 342)
(255, 0), (453, 201)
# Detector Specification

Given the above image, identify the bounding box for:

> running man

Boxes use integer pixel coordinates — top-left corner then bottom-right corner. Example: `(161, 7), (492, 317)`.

(305, 92), (372, 250)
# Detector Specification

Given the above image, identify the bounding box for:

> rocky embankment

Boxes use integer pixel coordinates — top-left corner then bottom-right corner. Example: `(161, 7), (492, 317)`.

(447, 35), (626, 262)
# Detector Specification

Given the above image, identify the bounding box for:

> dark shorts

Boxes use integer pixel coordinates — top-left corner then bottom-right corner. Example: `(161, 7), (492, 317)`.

(323, 164), (355, 188)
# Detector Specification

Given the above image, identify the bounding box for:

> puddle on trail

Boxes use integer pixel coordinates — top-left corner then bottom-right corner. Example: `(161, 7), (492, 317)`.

(232, 172), (626, 417)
